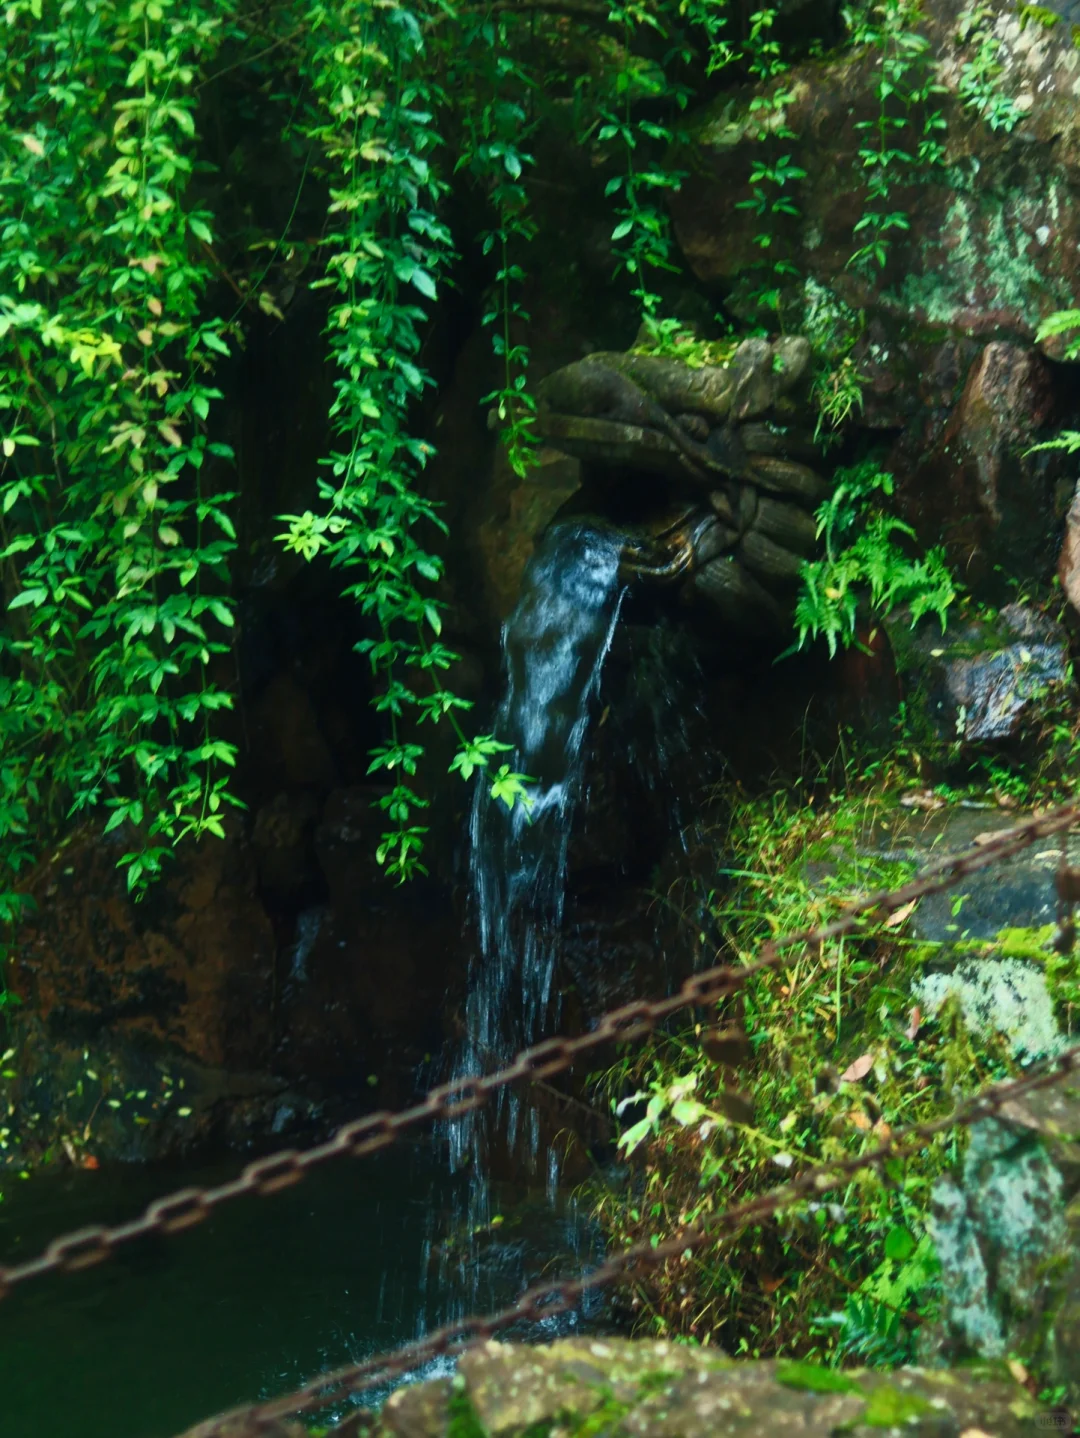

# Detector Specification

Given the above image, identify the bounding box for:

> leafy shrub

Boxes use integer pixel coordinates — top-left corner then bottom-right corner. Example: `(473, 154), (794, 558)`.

(589, 767), (1010, 1360)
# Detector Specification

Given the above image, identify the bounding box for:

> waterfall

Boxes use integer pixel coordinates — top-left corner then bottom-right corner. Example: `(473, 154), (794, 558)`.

(423, 521), (624, 1332)
(445, 518), (626, 1173)
(470, 521), (626, 1050)
(426, 521), (703, 1334)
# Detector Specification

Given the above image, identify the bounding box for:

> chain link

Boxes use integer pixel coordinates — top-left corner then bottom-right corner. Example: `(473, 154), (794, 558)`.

(1, 799), (1076, 1306)
(180, 1038), (1080, 1436)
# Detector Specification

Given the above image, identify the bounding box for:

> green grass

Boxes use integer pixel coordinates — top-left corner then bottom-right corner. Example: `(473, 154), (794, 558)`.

(586, 754), (1027, 1364)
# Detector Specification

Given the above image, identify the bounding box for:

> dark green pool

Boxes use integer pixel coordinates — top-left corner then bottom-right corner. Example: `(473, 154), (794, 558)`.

(0, 1144), (604, 1438)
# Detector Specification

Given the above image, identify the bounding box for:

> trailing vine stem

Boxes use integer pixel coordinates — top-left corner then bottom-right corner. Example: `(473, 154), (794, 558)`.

(598, 0), (688, 328)
(845, 0), (945, 275)
(734, 7), (805, 329)
(278, 0), (531, 879)
(452, 12), (540, 477)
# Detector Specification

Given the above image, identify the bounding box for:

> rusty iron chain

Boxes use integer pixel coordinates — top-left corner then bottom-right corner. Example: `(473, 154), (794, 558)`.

(2, 798), (1078, 1311)
(181, 1037), (1080, 1436)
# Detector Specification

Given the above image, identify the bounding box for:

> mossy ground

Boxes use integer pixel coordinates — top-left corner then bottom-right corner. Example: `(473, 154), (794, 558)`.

(585, 722), (1080, 1368)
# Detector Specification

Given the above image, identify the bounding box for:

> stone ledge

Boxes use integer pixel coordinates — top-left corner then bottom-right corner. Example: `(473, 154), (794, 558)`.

(356, 1338), (1047, 1437)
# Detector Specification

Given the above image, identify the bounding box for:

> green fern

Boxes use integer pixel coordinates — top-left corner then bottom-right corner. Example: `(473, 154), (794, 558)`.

(811, 1230), (939, 1367)
(1035, 308), (1080, 358)
(1028, 310), (1080, 459)
(793, 460), (958, 657)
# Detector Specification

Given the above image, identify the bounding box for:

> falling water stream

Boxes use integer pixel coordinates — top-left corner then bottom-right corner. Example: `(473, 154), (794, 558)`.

(451, 521), (625, 1153)
(427, 521), (630, 1332)
(464, 523), (626, 1076)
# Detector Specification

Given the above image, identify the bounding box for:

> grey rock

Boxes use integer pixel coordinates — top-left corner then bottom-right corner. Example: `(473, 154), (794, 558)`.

(884, 601), (1070, 751)
(865, 804), (1078, 945)
(915, 955), (1063, 1060)
(920, 1078), (1080, 1413)
(926, 1115), (1068, 1360)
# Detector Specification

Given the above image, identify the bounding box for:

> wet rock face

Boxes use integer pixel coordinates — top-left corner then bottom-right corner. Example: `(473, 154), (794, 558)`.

(2, 822), (295, 1165)
(367, 1338), (1041, 1437)
(666, 0), (1080, 596)
(1058, 479), (1080, 620)
(670, 0), (1080, 350)
(2, 788), (464, 1165)
(271, 785), (459, 1097)
(891, 340), (1069, 595)
(883, 601), (1070, 753)
(13, 825), (274, 1072)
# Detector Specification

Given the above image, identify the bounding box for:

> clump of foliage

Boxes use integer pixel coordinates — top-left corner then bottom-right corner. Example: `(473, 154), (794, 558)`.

(0, 0), (243, 910)
(1030, 310), (1080, 463)
(0, 0), (1033, 917)
(630, 318), (740, 369)
(812, 355), (868, 438)
(956, 4), (1027, 133)
(792, 459), (958, 657)
(845, 0), (945, 276)
(588, 762), (1019, 1361)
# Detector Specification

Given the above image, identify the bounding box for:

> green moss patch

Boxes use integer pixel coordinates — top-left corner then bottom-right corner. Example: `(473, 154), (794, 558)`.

(775, 1360), (864, 1394)
(862, 1383), (935, 1427)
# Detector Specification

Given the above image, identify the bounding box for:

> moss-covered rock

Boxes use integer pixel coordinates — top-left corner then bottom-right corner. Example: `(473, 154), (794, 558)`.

(672, 0), (1080, 352)
(355, 1339), (1042, 1436)
(919, 1077), (1080, 1413)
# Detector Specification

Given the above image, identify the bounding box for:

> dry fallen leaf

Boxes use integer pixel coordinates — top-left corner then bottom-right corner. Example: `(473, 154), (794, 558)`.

(1006, 1358), (1030, 1387)
(841, 1052), (874, 1083)
(883, 899), (917, 929)
(899, 789), (945, 811)
(848, 1110), (871, 1131)
(905, 1005), (921, 1041)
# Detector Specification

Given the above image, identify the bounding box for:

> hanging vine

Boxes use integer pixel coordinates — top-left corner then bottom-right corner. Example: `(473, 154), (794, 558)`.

(279, 0), (530, 879)
(0, 0), (1038, 905)
(0, 0), (240, 913)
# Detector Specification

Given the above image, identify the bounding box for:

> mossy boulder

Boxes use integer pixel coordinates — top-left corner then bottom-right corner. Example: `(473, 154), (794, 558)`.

(354, 1339), (1042, 1436)
(921, 1077), (1080, 1412)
